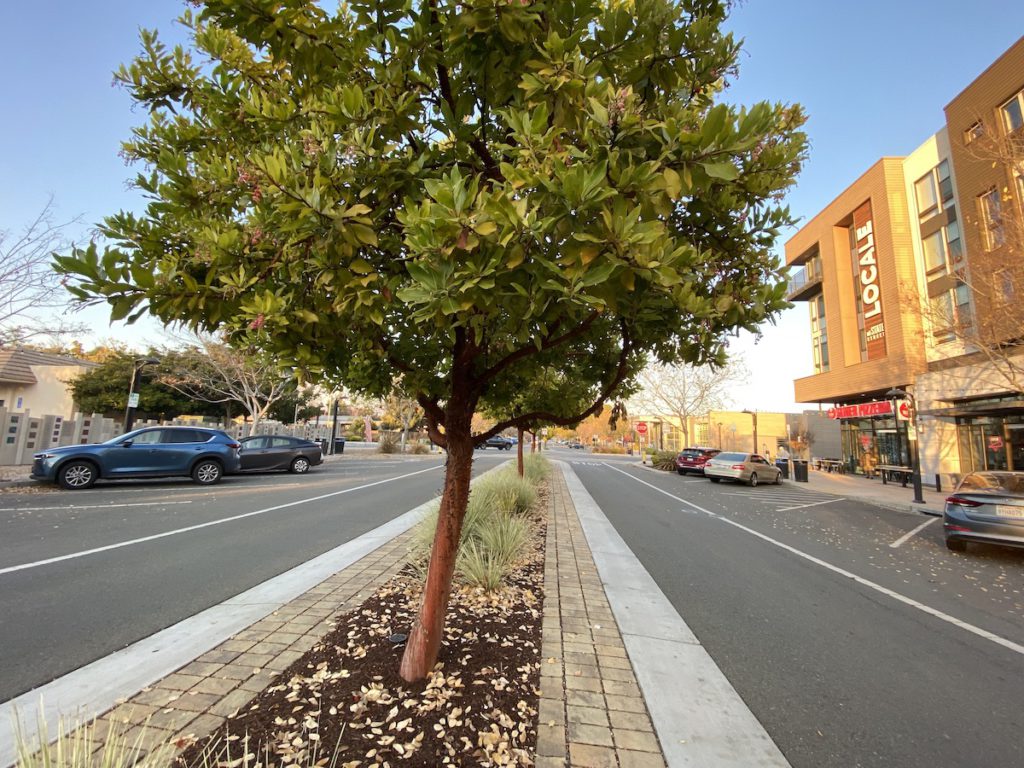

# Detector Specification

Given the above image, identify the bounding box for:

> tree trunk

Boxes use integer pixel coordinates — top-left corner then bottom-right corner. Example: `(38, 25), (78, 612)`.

(399, 428), (475, 681)
(517, 427), (525, 477)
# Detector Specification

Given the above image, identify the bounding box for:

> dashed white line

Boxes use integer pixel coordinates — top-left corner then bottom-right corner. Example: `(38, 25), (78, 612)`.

(889, 517), (939, 548)
(4, 501), (194, 513)
(600, 462), (1024, 658)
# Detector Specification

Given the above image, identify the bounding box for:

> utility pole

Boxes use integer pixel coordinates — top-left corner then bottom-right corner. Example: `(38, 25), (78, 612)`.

(328, 397), (340, 455)
(123, 356), (160, 433)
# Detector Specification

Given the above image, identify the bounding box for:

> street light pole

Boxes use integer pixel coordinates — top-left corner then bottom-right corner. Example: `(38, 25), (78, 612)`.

(123, 356), (160, 433)
(886, 388), (925, 505)
(743, 409), (758, 455)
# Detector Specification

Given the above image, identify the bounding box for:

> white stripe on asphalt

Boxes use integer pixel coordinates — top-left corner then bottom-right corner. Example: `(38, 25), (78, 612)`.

(2, 501), (194, 513)
(601, 463), (1024, 658)
(0, 465), (441, 576)
(775, 498), (843, 511)
(889, 517), (939, 548)
(564, 462), (791, 768)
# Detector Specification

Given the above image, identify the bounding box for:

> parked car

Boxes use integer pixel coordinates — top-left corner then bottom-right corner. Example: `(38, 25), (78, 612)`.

(480, 435), (514, 450)
(704, 452), (782, 487)
(676, 447), (721, 475)
(238, 435), (324, 474)
(30, 426), (242, 490)
(943, 471), (1024, 552)
(568, 441), (585, 449)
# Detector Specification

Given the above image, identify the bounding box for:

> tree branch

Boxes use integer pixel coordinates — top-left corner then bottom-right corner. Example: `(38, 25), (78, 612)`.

(476, 311), (601, 386)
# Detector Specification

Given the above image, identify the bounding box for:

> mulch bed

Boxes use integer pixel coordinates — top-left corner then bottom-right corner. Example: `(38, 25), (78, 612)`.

(175, 497), (548, 768)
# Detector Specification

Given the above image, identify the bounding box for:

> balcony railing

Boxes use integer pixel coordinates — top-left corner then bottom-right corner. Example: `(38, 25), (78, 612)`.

(787, 262), (823, 301)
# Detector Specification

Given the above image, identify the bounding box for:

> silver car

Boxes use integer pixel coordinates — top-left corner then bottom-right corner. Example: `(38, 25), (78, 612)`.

(704, 452), (782, 487)
(944, 471), (1024, 552)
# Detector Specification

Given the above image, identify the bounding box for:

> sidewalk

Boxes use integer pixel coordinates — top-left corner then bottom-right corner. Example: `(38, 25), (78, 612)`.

(3, 462), (679, 768)
(795, 467), (947, 516)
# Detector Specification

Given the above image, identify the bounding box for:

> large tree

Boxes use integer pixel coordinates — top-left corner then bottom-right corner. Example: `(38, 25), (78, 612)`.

(56, 0), (806, 680)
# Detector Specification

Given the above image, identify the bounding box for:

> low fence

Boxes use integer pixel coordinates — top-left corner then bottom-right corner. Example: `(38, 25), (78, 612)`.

(0, 408), (355, 466)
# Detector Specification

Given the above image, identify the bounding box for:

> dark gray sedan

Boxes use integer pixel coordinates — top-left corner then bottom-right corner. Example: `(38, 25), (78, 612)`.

(238, 435), (324, 474)
(944, 471), (1024, 552)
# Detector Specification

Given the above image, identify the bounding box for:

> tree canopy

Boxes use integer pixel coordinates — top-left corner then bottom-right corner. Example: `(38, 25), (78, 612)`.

(57, 0), (806, 442)
(55, 0), (807, 679)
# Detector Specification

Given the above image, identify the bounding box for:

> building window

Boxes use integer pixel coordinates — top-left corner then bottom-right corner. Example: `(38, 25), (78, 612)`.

(915, 161), (954, 219)
(1001, 88), (1024, 134)
(922, 230), (947, 273)
(929, 281), (973, 344)
(809, 293), (829, 373)
(15, 397), (22, 409)
(946, 216), (963, 263)
(964, 121), (985, 144)
(977, 188), (1004, 250)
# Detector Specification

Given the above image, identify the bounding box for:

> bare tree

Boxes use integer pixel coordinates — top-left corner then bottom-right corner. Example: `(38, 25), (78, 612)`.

(159, 337), (292, 435)
(631, 361), (747, 446)
(0, 198), (85, 345)
(383, 382), (423, 452)
(909, 122), (1024, 394)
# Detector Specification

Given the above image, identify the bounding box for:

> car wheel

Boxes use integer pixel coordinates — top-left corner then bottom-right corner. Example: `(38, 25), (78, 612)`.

(677, 468), (685, 475)
(749, 472), (759, 488)
(290, 456), (311, 474)
(192, 459), (223, 485)
(775, 471), (783, 485)
(58, 460), (98, 490)
(945, 537), (967, 552)
(709, 477), (721, 483)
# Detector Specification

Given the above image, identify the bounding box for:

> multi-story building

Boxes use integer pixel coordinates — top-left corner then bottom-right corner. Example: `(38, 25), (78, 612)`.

(786, 36), (1024, 486)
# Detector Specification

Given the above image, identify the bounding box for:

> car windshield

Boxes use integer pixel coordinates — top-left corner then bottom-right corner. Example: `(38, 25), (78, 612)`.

(959, 472), (1024, 495)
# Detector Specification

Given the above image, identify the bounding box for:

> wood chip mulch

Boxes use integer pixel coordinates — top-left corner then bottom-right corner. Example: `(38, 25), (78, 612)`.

(174, 503), (548, 768)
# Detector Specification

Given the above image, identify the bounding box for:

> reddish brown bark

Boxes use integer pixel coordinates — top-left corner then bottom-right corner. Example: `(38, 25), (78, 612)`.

(399, 427), (475, 681)
(517, 427), (525, 477)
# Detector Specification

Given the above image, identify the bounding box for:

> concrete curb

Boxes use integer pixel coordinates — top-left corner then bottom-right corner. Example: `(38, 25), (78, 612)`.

(558, 461), (791, 768)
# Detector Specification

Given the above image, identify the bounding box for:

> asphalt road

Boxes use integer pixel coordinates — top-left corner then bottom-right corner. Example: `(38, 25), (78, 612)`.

(560, 451), (1024, 768)
(0, 452), (508, 701)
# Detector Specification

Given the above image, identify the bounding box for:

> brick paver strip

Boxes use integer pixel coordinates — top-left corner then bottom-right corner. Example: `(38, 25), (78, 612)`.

(80, 462), (668, 767)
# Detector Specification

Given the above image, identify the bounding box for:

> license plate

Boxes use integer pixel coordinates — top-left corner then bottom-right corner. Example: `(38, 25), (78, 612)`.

(995, 505), (1024, 519)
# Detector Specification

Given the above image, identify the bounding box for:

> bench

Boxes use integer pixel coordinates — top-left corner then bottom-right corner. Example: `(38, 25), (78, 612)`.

(878, 465), (913, 487)
(817, 459), (845, 473)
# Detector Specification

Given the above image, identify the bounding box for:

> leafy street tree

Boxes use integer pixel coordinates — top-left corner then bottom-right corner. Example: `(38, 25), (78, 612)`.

(383, 383), (424, 451)
(158, 337), (294, 435)
(268, 385), (320, 424)
(69, 349), (222, 420)
(631, 358), (747, 446)
(0, 198), (86, 346)
(56, 0), (807, 680)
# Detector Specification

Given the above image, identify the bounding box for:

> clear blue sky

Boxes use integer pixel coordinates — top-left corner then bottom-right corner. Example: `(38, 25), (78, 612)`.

(3, 2), (1023, 410)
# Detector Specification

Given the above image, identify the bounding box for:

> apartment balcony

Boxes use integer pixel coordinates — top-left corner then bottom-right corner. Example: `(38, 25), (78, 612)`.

(787, 265), (823, 301)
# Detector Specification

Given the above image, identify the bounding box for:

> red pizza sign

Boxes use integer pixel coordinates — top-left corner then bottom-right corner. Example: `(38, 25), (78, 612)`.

(827, 401), (895, 420)
(636, 422), (648, 435)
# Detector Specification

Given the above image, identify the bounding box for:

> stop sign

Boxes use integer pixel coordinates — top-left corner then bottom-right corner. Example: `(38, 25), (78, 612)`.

(636, 422), (648, 434)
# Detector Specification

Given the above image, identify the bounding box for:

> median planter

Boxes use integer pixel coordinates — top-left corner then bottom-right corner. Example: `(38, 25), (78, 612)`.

(172, 461), (551, 768)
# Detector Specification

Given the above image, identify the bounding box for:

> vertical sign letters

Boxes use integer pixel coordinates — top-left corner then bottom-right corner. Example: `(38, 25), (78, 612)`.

(852, 201), (886, 360)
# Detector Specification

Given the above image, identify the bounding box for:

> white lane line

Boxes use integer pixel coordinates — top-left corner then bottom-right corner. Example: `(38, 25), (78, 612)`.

(889, 517), (939, 549)
(776, 499), (844, 511)
(0, 465), (441, 576)
(601, 463), (1024, 658)
(4, 501), (194, 513)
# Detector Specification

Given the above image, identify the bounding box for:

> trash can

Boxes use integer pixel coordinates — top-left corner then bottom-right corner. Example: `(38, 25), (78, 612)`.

(775, 458), (790, 480)
(333, 437), (346, 454)
(793, 459), (809, 483)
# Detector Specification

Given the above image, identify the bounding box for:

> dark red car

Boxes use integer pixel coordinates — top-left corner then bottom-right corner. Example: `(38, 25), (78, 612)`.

(676, 447), (721, 476)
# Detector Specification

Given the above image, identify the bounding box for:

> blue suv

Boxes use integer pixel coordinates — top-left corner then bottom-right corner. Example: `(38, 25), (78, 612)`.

(31, 426), (242, 490)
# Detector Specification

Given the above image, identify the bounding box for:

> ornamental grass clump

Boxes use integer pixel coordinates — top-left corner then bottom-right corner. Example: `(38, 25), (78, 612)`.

(652, 450), (679, 471)
(521, 454), (552, 485)
(411, 461), (544, 590)
(13, 709), (174, 768)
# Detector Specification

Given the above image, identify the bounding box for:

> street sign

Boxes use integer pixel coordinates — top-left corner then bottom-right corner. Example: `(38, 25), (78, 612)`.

(895, 399), (912, 421)
(127, 392), (140, 409)
(636, 422), (648, 434)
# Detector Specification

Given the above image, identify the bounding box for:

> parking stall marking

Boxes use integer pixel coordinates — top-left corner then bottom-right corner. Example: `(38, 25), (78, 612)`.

(889, 517), (939, 549)
(599, 462), (1024, 658)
